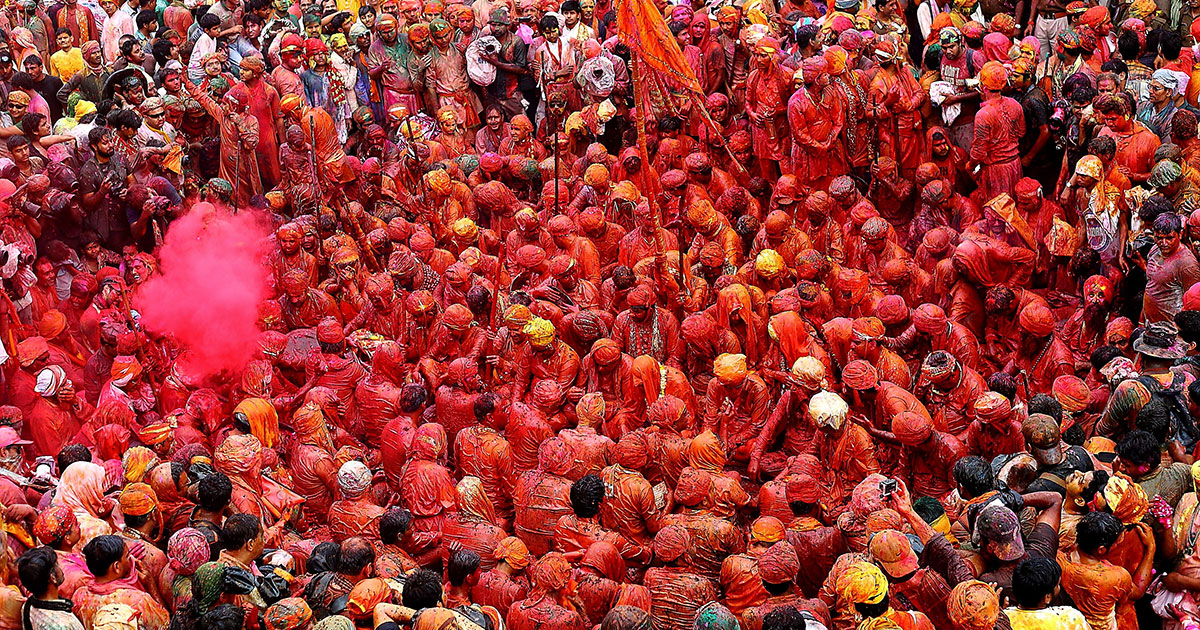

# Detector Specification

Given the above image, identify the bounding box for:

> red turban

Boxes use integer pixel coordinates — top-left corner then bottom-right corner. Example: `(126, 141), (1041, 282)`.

(1019, 303), (1055, 336)
(442, 304), (474, 330)
(912, 303), (947, 334)
(973, 392), (1012, 424)
(627, 285), (655, 308)
(316, 317), (344, 344)
(757, 541), (800, 584)
(539, 438), (574, 476)
(591, 338), (622, 365)
(786, 473), (821, 503)
(515, 244), (546, 268)
(841, 359), (879, 390)
(876, 295), (909, 325)
(653, 526), (690, 562)
(891, 411), (933, 446)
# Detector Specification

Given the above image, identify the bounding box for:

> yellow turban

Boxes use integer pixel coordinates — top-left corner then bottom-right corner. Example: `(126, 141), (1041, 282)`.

(524, 317), (556, 347)
(713, 353), (747, 384)
(755, 249), (785, 278)
(838, 561), (889, 605)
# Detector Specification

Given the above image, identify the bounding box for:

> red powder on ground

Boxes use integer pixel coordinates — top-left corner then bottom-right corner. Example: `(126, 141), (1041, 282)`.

(134, 203), (271, 378)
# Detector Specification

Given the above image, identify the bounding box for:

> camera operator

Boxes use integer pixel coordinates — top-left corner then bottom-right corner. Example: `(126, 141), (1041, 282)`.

(480, 8), (531, 121)
(78, 127), (131, 250)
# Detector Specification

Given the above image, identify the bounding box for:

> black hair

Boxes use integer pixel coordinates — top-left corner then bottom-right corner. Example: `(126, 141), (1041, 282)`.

(9, 73), (34, 91)
(119, 38), (139, 57)
(136, 10), (158, 29)
(1028, 394), (1063, 424)
(953, 456), (995, 498)
(401, 569), (444, 609)
(1080, 469), (1110, 504)
(1088, 134), (1117, 158)
(561, 0), (581, 12)
(57, 444), (91, 473)
(199, 13), (222, 30)
(912, 496), (945, 524)
(22, 55), (42, 67)
(83, 535), (126, 577)
(359, 5), (376, 17)
(667, 20), (687, 36)
(795, 24), (820, 49)
(1155, 211), (1184, 234)
(986, 373), (1018, 401)
(1160, 30), (1183, 60)
(538, 14), (559, 32)
(5, 135), (28, 152)
(339, 537), (376, 575)
(1116, 430), (1161, 468)
(1090, 345), (1125, 372)
(570, 474), (605, 519)
(1189, 379), (1200, 407)
(657, 116), (683, 132)
(923, 45), (942, 72)
(399, 383), (427, 413)
(474, 392), (499, 422)
(222, 513), (261, 551)
(152, 39), (176, 65)
(465, 285), (491, 316)
(1076, 511), (1123, 554)
(762, 580), (791, 595)
(1100, 59), (1127, 76)
(761, 605), (805, 630)
(17, 546), (58, 598)
(854, 597), (890, 620)
(1135, 397), (1172, 442)
(447, 549), (481, 586)
(107, 108), (143, 131)
(198, 471), (233, 512)
(788, 500), (817, 516)
(202, 604), (246, 630)
(1117, 30), (1141, 61)
(379, 509), (412, 545)
(1069, 83), (1097, 105)
(1011, 557), (1062, 608)
(1140, 195), (1176, 222)
(307, 542), (341, 573)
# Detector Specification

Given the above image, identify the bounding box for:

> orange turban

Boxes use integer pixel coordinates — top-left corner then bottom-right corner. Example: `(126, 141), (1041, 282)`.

(891, 411), (933, 446)
(530, 552), (573, 591)
(1052, 375), (1091, 413)
(713, 353), (748, 384)
(852, 317), (885, 341)
(1102, 472), (1149, 525)
(946, 581), (1000, 630)
(978, 60), (1008, 90)
(118, 482), (159, 517)
(1019, 303), (1056, 336)
(750, 517), (786, 544)
(494, 536), (531, 569)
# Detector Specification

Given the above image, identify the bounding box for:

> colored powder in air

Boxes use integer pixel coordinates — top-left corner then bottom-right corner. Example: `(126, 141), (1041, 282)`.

(134, 202), (271, 378)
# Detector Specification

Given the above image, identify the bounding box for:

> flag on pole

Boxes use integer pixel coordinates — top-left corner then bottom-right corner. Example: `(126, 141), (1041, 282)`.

(614, 0), (703, 95)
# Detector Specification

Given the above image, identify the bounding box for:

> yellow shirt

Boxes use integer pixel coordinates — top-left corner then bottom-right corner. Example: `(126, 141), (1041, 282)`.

(49, 48), (85, 81)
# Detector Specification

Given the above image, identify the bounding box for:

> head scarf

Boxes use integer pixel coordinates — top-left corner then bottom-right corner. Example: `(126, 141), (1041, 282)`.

(168, 528), (211, 575)
(33, 505), (77, 545)
(53, 462), (109, 520)
(338, 461), (373, 498)
(495, 536), (530, 569)
(265, 598), (314, 630)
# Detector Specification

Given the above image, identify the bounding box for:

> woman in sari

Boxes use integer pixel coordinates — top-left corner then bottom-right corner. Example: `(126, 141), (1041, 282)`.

(441, 476), (507, 570)
(212, 434), (302, 544)
(51, 462), (114, 544)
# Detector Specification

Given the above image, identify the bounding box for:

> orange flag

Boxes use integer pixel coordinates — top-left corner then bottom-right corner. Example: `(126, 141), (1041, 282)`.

(614, 0), (703, 94)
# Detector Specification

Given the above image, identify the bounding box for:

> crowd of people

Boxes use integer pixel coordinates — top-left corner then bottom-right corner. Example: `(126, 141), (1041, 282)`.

(5, 0), (1200, 628)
